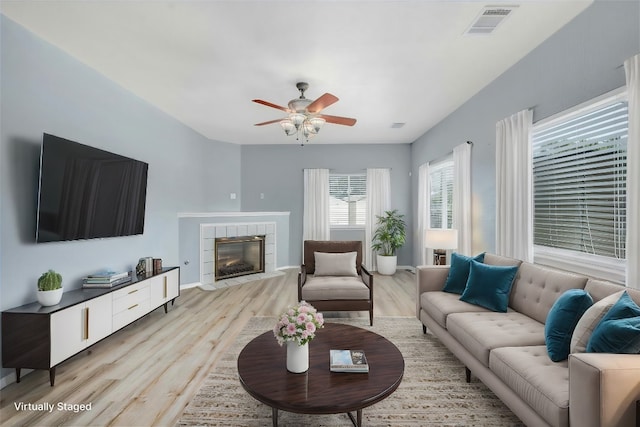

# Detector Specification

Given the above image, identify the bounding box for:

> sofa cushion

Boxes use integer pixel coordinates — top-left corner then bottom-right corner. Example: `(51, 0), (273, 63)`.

(447, 311), (545, 367)
(301, 276), (370, 300)
(545, 289), (593, 362)
(420, 291), (489, 329)
(442, 252), (485, 294)
(459, 260), (518, 312)
(587, 291), (640, 354)
(490, 346), (569, 427)
(313, 251), (358, 276)
(508, 262), (588, 325)
(570, 291), (624, 354)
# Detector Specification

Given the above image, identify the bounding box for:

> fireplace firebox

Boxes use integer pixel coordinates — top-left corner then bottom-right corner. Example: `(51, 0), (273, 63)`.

(214, 235), (265, 280)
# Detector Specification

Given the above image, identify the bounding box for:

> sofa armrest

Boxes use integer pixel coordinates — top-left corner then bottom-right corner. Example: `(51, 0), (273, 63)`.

(415, 265), (450, 318)
(569, 353), (640, 427)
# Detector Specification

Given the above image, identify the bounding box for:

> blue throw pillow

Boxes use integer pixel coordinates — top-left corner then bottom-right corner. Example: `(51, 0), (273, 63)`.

(459, 260), (519, 312)
(545, 289), (593, 362)
(442, 252), (486, 294)
(586, 291), (640, 354)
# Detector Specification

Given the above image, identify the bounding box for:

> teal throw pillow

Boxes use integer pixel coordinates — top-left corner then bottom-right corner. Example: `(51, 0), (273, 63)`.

(544, 289), (593, 362)
(442, 252), (486, 294)
(459, 260), (519, 312)
(586, 291), (640, 354)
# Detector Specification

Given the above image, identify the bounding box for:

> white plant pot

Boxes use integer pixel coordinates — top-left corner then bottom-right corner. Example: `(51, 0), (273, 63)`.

(37, 288), (63, 306)
(376, 255), (397, 275)
(286, 341), (309, 373)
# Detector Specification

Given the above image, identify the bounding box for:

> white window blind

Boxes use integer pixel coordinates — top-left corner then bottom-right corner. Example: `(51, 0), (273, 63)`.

(329, 174), (366, 226)
(429, 159), (453, 229)
(532, 100), (628, 260)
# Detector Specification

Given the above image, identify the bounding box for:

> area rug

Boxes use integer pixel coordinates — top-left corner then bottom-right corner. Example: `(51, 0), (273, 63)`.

(177, 317), (523, 426)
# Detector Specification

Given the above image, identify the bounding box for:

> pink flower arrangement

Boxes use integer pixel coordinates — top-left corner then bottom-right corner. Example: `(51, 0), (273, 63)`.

(273, 301), (324, 346)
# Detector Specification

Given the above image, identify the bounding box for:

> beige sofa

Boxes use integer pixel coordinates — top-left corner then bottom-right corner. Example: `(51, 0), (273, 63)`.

(416, 253), (640, 427)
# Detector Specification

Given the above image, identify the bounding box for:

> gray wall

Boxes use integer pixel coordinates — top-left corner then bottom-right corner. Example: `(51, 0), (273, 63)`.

(410, 0), (640, 265)
(0, 16), (241, 380)
(240, 144), (412, 266)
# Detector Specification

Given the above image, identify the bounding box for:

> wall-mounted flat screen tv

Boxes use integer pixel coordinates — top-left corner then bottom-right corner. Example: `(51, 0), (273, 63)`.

(36, 133), (148, 243)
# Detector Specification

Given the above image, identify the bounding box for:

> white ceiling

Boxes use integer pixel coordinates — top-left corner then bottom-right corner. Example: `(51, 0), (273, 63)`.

(1, 1), (592, 145)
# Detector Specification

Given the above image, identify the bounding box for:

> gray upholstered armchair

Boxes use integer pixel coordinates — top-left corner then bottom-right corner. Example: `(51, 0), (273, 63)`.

(298, 240), (374, 325)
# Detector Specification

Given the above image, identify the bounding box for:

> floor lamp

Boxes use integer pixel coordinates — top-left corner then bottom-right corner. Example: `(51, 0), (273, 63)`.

(425, 229), (458, 265)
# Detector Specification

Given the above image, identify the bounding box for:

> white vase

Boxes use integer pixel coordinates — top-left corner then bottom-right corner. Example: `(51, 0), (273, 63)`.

(37, 288), (63, 306)
(376, 255), (397, 275)
(286, 341), (309, 373)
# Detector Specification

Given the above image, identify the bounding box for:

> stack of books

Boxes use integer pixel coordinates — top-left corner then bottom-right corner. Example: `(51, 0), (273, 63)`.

(330, 349), (369, 373)
(83, 270), (131, 288)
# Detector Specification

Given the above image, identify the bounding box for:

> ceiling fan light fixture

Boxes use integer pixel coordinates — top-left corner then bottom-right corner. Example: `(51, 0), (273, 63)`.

(290, 113), (306, 128)
(308, 116), (326, 133)
(280, 119), (295, 135)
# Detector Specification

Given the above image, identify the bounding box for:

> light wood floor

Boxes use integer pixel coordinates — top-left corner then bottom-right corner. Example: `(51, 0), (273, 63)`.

(0, 268), (417, 427)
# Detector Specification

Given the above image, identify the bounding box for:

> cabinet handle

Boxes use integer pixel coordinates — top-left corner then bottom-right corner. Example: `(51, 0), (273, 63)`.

(128, 304), (139, 310)
(84, 307), (90, 340)
(128, 289), (138, 295)
(163, 277), (168, 299)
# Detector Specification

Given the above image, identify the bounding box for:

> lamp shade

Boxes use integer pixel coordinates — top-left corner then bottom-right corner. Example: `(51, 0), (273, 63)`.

(425, 228), (458, 249)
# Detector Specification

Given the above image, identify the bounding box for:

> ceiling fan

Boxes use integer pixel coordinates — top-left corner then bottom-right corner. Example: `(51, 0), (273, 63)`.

(253, 82), (357, 143)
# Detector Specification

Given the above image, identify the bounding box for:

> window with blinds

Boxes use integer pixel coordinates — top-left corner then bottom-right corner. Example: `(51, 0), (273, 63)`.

(532, 100), (628, 260)
(329, 174), (366, 226)
(429, 159), (453, 229)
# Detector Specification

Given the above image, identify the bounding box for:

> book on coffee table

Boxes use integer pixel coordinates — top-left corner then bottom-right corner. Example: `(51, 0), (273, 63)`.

(330, 349), (369, 373)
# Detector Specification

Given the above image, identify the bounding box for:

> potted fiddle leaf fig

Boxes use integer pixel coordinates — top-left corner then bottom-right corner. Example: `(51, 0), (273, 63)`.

(371, 209), (406, 275)
(37, 269), (63, 306)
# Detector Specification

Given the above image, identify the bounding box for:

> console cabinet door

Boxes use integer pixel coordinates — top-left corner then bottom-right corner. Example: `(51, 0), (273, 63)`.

(86, 294), (112, 346)
(50, 304), (86, 367)
(50, 294), (112, 366)
(149, 269), (179, 309)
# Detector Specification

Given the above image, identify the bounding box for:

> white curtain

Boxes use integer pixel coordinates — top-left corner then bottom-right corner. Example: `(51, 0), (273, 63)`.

(303, 169), (330, 242)
(417, 163), (430, 265)
(453, 143), (472, 255)
(496, 109), (534, 262)
(625, 53), (640, 290)
(365, 168), (391, 270)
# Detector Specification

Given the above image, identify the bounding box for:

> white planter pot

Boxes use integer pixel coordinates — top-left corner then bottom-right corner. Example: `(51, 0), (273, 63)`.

(376, 255), (397, 275)
(37, 288), (63, 306)
(286, 341), (309, 373)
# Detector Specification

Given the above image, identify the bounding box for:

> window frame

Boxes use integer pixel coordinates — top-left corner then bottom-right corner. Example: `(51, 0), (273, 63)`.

(429, 156), (454, 230)
(329, 173), (367, 229)
(531, 87), (628, 284)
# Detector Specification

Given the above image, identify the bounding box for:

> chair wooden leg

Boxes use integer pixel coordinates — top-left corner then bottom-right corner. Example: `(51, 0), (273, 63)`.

(369, 309), (373, 326)
(465, 367), (471, 383)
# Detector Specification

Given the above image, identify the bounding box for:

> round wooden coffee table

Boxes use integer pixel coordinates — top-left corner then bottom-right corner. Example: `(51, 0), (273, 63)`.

(237, 322), (404, 427)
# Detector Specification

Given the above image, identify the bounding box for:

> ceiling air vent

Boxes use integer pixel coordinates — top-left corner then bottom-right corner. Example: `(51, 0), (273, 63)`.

(391, 122), (406, 129)
(465, 5), (518, 35)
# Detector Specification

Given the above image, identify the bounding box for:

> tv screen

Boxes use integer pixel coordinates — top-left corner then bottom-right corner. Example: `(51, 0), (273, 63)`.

(36, 133), (148, 243)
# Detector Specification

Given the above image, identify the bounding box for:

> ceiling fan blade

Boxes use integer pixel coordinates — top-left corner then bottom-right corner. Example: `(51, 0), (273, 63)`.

(254, 118), (284, 126)
(306, 93), (339, 113)
(320, 114), (357, 126)
(252, 99), (289, 112)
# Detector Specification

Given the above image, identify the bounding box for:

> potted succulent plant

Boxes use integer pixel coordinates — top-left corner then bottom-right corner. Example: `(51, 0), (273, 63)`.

(371, 209), (406, 275)
(37, 269), (63, 306)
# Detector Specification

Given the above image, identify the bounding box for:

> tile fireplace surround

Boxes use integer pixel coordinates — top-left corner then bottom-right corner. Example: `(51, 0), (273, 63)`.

(178, 212), (290, 289)
(201, 221), (276, 287)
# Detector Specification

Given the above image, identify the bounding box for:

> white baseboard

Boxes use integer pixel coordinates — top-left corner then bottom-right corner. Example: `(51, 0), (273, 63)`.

(368, 265), (415, 273)
(180, 282), (202, 290)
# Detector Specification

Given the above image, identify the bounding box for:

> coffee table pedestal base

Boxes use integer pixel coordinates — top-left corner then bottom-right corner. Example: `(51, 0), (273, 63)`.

(270, 407), (362, 427)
